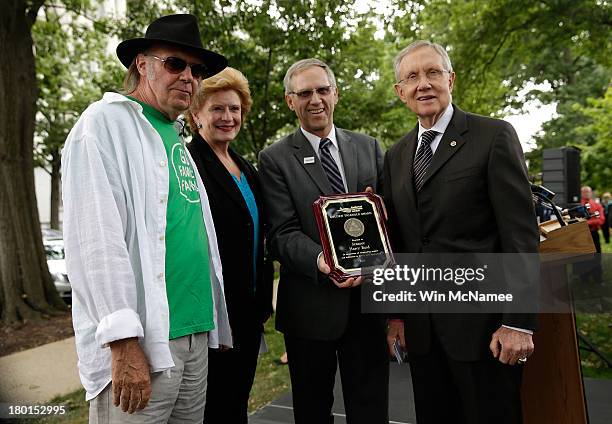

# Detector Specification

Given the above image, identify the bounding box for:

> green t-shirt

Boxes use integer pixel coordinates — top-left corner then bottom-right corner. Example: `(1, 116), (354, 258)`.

(130, 96), (214, 339)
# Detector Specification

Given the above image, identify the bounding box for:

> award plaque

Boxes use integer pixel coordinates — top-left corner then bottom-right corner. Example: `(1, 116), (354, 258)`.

(313, 192), (394, 281)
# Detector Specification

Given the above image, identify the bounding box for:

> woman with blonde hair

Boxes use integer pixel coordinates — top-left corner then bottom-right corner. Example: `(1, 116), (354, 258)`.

(187, 67), (273, 423)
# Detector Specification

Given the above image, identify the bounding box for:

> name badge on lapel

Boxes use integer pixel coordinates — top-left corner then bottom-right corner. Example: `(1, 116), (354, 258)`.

(304, 156), (315, 164)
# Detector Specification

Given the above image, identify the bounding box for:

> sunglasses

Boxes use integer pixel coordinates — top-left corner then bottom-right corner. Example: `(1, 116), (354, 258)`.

(147, 55), (208, 80)
(288, 85), (334, 99)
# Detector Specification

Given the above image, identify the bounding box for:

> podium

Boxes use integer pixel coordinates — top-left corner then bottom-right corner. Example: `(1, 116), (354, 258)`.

(521, 221), (595, 424)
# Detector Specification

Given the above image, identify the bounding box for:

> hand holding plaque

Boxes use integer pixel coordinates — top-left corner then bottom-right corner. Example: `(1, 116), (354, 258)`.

(313, 192), (394, 281)
(317, 254), (363, 288)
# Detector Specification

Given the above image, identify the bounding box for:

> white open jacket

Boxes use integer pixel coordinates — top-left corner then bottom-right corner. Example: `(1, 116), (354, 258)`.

(61, 92), (232, 400)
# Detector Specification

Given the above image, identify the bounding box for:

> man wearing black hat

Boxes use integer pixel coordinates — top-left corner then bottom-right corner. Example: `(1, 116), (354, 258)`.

(62, 14), (231, 422)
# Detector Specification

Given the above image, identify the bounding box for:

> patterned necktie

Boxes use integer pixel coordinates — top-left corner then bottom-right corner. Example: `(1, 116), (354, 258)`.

(319, 138), (345, 194)
(413, 130), (438, 192)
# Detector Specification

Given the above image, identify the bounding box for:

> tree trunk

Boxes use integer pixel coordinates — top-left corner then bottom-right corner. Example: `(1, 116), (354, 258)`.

(50, 149), (60, 230)
(0, 0), (66, 324)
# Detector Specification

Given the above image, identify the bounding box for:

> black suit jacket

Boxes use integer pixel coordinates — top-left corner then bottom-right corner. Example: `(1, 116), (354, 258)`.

(383, 105), (539, 361)
(258, 128), (384, 340)
(188, 134), (273, 338)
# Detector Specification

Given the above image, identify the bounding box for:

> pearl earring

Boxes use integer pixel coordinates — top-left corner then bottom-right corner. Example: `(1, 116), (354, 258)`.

(196, 122), (202, 129)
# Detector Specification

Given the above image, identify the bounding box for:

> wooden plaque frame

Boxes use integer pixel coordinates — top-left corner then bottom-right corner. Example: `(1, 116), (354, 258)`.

(313, 192), (394, 281)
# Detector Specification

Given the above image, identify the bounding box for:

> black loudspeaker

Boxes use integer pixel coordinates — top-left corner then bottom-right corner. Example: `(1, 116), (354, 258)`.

(542, 147), (581, 207)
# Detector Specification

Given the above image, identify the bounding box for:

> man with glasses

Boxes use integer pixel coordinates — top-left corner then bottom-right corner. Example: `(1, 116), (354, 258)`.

(62, 14), (232, 423)
(383, 40), (538, 423)
(258, 58), (389, 424)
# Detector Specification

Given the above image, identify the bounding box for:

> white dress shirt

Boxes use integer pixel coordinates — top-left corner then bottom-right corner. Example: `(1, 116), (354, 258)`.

(414, 103), (454, 159)
(61, 92), (232, 400)
(301, 125), (348, 192)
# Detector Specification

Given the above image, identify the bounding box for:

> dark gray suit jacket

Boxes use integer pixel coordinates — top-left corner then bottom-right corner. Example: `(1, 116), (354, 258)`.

(258, 127), (383, 340)
(383, 105), (539, 360)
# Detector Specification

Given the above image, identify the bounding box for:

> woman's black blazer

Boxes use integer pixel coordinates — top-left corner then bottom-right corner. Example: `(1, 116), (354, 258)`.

(188, 134), (273, 337)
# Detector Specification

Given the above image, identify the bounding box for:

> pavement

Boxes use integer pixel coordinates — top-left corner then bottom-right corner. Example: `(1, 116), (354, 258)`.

(0, 337), (81, 404)
(250, 363), (612, 424)
(250, 362), (415, 424)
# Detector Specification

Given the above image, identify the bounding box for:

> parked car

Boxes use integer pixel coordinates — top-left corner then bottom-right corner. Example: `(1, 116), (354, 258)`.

(42, 229), (71, 301)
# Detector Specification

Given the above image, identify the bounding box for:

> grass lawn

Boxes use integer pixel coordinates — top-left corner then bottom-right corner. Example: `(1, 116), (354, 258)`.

(575, 312), (612, 378)
(23, 318), (290, 424)
(575, 236), (612, 379)
(249, 319), (291, 411)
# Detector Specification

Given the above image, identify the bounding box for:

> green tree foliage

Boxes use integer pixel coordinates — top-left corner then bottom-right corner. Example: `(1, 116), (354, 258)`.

(33, 4), (123, 228)
(99, 0), (402, 155)
(525, 59), (610, 177)
(389, 0), (611, 182)
(393, 0), (611, 114)
(574, 85), (612, 191)
(117, 0), (166, 40)
(178, 0), (402, 156)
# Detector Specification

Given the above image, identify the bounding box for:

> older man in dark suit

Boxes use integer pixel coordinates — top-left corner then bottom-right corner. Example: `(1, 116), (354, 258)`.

(258, 58), (389, 424)
(383, 41), (539, 424)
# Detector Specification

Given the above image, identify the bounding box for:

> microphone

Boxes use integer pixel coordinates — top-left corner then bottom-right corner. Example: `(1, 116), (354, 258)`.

(530, 184), (555, 203)
(562, 204), (600, 220)
(530, 184), (566, 226)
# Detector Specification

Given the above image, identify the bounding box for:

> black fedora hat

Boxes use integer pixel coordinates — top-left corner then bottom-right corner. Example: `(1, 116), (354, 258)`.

(116, 14), (227, 78)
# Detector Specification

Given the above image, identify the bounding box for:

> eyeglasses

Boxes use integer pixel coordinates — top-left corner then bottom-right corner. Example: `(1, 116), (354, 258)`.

(288, 85), (334, 99)
(398, 69), (450, 86)
(146, 55), (208, 80)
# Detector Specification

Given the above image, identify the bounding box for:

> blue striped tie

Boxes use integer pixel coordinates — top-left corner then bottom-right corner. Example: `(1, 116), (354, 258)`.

(319, 138), (345, 194)
(413, 130), (438, 192)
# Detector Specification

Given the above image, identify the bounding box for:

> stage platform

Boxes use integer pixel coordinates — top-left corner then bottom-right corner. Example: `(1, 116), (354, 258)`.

(249, 363), (612, 424)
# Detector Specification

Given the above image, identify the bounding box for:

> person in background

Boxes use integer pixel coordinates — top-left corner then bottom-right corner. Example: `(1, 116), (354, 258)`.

(62, 14), (231, 422)
(186, 67), (273, 424)
(579, 186), (605, 284)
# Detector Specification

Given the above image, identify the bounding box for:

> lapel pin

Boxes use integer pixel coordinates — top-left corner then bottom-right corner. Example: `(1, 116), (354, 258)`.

(304, 156), (315, 164)
(450, 140), (457, 147)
